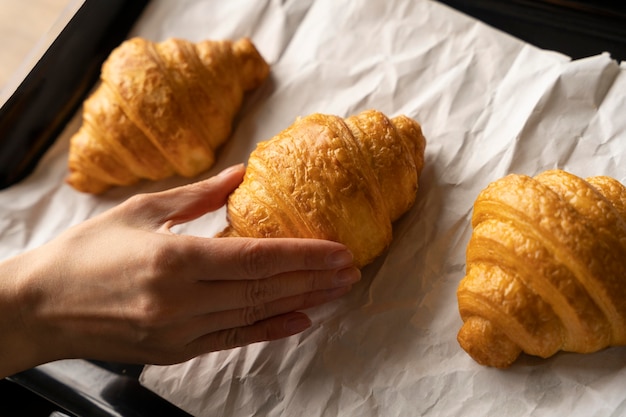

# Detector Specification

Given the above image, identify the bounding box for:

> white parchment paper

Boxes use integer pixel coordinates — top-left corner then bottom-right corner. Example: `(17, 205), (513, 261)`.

(2, 0), (626, 416)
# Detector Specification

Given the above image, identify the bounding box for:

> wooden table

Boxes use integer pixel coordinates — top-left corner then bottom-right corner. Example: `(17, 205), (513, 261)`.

(0, 0), (82, 101)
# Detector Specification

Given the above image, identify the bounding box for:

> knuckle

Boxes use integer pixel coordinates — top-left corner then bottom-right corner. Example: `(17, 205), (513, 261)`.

(200, 324), (275, 353)
(222, 327), (245, 349)
(220, 324), (271, 350)
(243, 279), (279, 305)
(282, 269), (331, 294)
(241, 304), (268, 326)
(122, 192), (153, 214)
(306, 269), (328, 292)
(143, 239), (185, 278)
(237, 239), (275, 278)
(120, 239), (190, 338)
(133, 293), (169, 328)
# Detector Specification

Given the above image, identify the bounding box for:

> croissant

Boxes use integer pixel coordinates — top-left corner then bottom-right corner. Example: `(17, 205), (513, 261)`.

(457, 169), (626, 368)
(66, 37), (270, 194)
(218, 109), (426, 268)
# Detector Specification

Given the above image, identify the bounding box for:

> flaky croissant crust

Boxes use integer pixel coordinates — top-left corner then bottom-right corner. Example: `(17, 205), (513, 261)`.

(66, 37), (269, 194)
(219, 109), (426, 268)
(457, 169), (626, 368)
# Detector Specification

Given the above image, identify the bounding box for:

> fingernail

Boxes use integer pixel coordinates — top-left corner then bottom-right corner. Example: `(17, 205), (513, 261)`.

(217, 163), (245, 177)
(284, 315), (312, 334)
(326, 249), (354, 268)
(334, 267), (361, 286)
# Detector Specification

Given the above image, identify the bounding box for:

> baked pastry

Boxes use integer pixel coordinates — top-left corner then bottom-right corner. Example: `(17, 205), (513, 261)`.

(66, 37), (270, 194)
(218, 109), (426, 268)
(457, 169), (626, 368)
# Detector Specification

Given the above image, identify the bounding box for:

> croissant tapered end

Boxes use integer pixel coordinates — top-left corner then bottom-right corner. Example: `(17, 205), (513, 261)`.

(220, 109), (426, 268)
(66, 37), (269, 194)
(457, 316), (522, 369)
(457, 169), (626, 367)
(66, 163), (111, 195)
(231, 38), (271, 91)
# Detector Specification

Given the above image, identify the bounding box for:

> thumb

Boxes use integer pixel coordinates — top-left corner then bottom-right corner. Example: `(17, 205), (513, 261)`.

(130, 164), (246, 229)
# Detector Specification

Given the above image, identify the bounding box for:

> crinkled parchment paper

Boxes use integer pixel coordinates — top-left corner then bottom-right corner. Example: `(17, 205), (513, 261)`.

(2, 0), (626, 416)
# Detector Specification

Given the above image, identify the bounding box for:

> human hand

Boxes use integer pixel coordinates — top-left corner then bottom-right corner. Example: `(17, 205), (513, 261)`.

(1, 165), (360, 376)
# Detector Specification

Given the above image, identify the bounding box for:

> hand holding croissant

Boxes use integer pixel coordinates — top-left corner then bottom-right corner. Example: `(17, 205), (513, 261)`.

(0, 166), (362, 378)
(457, 169), (626, 368)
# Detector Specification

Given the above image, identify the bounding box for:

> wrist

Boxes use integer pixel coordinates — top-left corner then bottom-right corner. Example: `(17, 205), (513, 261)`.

(0, 248), (61, 377)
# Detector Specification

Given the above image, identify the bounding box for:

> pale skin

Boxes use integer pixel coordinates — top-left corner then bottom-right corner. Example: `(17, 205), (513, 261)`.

(0, 164), (360, 378)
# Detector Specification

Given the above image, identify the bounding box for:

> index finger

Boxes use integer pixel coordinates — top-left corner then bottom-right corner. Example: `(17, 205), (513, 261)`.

(182, 236), (355, 281)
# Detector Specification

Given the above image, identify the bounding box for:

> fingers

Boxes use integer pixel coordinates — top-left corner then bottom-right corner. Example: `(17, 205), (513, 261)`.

(187, 236), (356, 281)
(182, 265), (360, 316)
(119, 164), (245, 228)
(126, 267), (358, 363)
(185, 312), (315, 356)
(206, 312), (313, 350)
(132, 236), (360, 360)
(184, 284), (352, 344)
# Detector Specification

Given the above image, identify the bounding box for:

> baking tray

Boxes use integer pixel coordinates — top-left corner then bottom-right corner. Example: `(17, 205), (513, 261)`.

(438, 0), (626, 62)
(1, 0), (626, 415)
(0, 0), (150, 189)
(8, 360), (191, 416)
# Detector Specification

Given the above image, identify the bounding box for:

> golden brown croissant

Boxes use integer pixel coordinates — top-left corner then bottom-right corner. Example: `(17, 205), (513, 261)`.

(66, 37), (270, 194)
(457, 169), (626, 368)
(218, 109), (426, 268)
